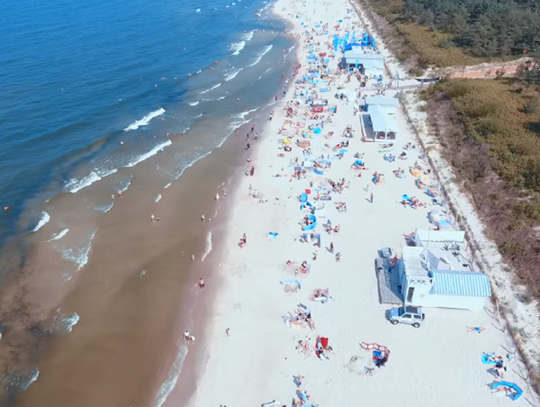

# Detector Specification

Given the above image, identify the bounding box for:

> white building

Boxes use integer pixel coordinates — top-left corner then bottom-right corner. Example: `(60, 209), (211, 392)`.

(343, 52), (385, 75)
(369, 105), (398, 140)
(395, 230), (491, 310)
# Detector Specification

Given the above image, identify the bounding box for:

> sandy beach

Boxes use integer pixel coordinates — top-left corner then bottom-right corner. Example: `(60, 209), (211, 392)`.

(184, 0), (540, 406)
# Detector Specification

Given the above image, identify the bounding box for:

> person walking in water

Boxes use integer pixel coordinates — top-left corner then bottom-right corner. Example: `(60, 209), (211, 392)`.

(198, 278), (205, 289)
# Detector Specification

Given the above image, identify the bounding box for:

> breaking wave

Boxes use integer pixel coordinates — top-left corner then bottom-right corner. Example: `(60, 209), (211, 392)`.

(123, 108), (165, 131)
(32, 211), (50, 232)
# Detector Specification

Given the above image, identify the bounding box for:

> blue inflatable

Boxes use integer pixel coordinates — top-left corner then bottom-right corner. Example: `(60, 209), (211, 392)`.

(300, 193), (308, 203)
(303, 214), (317, 231)
(491, 381), (523, 401)
(481, 354), (499, 365)
(300, 201), (313, 210)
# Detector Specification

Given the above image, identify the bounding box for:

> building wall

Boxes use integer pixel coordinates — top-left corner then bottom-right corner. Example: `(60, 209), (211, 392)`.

(406, 292), (485, 310)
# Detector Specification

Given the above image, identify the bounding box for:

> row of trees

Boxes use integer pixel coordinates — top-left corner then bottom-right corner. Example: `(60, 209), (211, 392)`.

(394, 0), (540, 57)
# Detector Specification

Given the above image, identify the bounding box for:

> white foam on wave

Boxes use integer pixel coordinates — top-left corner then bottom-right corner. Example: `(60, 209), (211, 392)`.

(155, 283), (200, 407)
(237, 106), (260, 119)
(32, 211), (50, 232)
(114, 174), (133, 193)
(47, 228), (69, 242)
(188, 101), (199, 106)
(202, 96), (227, 102)
(247, 44), (273, 67)
(65, 167), (118, 194)
(229, 41), (245, 55)
(242, 30), (254, 41)
(94, 203), (113, 213)
(5, 369), (40, 392)
(52, 311), (80, 333)
(123, 108), (165, 132)
(163, 151), (213, 190)
(61, 230), (96, 271)
(201, 231), (213, 261)
(199, 83), (221, 94)
(155, 341), (189, 407)
(126, 140), (172, 168)
(155, 194), (162, 203)
(196, 8), (200, 12)
(225, 68), (243, 81)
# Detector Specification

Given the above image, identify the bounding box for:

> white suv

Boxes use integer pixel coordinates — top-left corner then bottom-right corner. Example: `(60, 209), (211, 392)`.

(388, 306), (425, 328)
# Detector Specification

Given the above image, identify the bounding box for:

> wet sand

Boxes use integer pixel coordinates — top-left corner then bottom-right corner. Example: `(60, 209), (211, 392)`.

(0, 119), (255, 406)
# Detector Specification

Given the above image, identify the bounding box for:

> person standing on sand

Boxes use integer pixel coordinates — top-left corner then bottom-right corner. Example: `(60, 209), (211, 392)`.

(370, 192), (374, 203)
(226, 328), (230, 336)
(201, 214), (205, 223)
(329, 242), (334, 253)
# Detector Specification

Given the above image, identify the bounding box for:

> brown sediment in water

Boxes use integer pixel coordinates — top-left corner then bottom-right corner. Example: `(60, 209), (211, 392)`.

(0, 119), (249, 406)
(0, 29), (297, 405)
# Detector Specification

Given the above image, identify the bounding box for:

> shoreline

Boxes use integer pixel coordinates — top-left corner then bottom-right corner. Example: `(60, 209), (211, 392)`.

(3, 31), (297, 405)
(183, 0), (540, 406)
(162, 36), (301, 406)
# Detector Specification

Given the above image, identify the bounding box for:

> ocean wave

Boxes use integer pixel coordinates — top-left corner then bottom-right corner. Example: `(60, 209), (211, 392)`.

(155, 194), (162, 203)
(60, 230), (96, 271)
(155, 342), (188, 407)
(4, 369), (39, 392)
(32, 211), (50, 232)
(126, 140), (172, 168)
(52, 311), (80, 333)
(242, 30), (254, 41)
(164, 151), (213, 190)
(202, 96), (227, 102)
(229, 41), (245, 55)
(188, 101), (199, 106)
(47, 228), (69, 242)
(235, 106), (260, 120)
(225, 68), (243, 81)
(114, 174), (132, 193)
(247, 45), (273, 67)
(199, 83), (221, 94)
(94, 203), (113, 213)
(201, 231), (213, 261)
(65, 167), (118, 194)
(123, 108), (165, 131)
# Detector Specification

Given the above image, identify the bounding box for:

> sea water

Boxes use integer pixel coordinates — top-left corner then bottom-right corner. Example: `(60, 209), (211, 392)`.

(0, 0), (293, 246)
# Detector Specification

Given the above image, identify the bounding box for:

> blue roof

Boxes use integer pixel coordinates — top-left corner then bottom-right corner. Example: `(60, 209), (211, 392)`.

(429, 270), (491, 297)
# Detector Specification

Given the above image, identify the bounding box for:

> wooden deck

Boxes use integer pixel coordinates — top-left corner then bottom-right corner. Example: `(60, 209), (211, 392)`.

(375, 258), (403, 305)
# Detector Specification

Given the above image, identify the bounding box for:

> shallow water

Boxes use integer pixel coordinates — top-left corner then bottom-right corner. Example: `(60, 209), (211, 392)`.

(0, 0), (295, 402)
(0, 0), (289, 243)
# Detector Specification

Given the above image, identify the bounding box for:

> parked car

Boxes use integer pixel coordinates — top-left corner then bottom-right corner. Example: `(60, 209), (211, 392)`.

(388, 306), (425, 328)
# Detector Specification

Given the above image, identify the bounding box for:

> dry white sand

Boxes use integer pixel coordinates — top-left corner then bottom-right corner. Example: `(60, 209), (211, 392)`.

(186, 0), (540, 406)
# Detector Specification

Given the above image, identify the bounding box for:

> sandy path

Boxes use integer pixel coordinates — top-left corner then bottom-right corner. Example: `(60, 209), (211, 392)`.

(185, 0), (538, 406)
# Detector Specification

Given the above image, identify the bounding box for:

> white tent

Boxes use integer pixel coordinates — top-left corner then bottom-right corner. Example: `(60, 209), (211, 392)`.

(343, 52), (385, 74)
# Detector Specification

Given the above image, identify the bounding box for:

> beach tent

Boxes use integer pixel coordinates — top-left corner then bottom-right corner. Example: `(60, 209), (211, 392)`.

(343, 52), (384, 75)
(369, 105), (398, 140)
(365, 95), (399, 111)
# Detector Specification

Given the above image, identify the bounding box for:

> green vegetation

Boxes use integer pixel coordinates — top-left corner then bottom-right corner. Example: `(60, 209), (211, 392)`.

(421, 72), (540, 294)
(358, 0), (540, 69)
